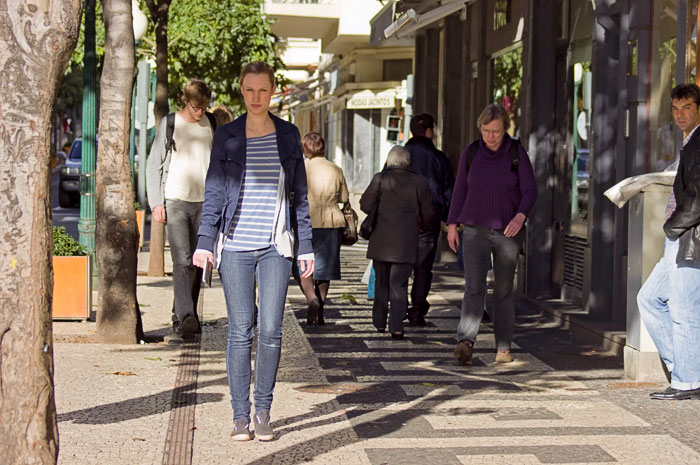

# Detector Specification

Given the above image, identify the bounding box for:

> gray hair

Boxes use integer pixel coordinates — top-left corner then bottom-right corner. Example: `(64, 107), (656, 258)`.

(476, 103), (510, 131)
(386, 145), (411, 168)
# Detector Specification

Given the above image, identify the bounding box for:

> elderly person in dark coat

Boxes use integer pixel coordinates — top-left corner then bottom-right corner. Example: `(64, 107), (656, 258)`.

(360, 146), (434, 339)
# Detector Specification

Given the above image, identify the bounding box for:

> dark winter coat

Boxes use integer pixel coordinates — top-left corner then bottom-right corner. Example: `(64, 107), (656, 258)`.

(664, 127), (700, 263)
(360, 167), (434, 264)
(404, 136), (454, 223)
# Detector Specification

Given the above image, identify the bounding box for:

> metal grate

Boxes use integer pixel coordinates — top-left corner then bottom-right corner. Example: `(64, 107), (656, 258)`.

(563, 234), (587, 291)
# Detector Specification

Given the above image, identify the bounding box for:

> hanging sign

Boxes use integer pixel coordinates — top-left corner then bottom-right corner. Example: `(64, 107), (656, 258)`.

(346, 90), (396, 109)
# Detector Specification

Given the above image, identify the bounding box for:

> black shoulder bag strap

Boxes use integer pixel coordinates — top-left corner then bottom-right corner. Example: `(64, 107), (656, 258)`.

(204, 112), (217, 135)
(166, 112), (217, 154)
(165, 112), (176, 153)
(508, 138), (521, 173)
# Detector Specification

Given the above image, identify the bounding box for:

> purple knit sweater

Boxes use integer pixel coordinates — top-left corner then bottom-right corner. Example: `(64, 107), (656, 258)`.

(446, 134), (537, 229)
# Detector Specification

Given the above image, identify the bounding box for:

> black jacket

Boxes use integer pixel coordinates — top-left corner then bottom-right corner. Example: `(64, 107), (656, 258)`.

(664, 127), (700, 263)
(360, 167), (434, 264)
(404, 136), (454, 222)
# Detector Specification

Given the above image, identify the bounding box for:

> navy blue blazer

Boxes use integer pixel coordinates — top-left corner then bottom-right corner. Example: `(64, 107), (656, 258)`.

(195, 112), (313, 256)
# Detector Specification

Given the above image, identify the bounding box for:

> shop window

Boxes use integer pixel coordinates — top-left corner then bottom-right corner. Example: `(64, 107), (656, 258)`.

(491, 47), (522, 136)
(493, 0), (511, 31)
(650, 0), (680, 172)
(572, 62), (592, 222)
(685, 0), (698, 83)
(383, 59), (412, 82)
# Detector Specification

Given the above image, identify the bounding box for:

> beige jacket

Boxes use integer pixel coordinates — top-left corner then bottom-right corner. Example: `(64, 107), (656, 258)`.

(305, 156), (349, 228)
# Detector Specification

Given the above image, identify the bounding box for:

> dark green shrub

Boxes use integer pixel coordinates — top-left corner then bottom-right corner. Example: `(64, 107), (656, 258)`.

(52, 226), (87, 256)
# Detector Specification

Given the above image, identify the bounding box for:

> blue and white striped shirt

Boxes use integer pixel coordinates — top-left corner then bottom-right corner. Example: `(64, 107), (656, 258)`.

(224, 133), (280, 252)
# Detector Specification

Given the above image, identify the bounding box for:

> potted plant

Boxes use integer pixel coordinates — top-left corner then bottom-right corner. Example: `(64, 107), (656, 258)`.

(52, 226), (92, 319)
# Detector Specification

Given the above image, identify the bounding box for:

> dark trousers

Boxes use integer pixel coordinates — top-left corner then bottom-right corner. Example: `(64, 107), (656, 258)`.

(373, 261), (413, 334)
(457, 225), (523, 350)
(410, 228), (440, 317)
(166, 199), (203, 323)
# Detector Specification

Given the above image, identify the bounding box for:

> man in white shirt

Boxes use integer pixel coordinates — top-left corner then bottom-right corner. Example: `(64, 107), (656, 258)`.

(146, 80), (216, 339)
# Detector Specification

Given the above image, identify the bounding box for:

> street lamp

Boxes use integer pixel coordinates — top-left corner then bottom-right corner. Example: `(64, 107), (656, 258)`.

(130, 1), (148, 186)
(79, 0), (96, 256)
(132, 0), (148, 40)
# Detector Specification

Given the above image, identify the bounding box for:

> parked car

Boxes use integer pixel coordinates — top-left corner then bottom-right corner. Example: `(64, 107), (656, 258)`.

(58, 139), (82, 208)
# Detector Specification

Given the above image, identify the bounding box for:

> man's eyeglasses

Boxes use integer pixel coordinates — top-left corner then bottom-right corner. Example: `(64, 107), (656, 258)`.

(188, 101), (208, 112)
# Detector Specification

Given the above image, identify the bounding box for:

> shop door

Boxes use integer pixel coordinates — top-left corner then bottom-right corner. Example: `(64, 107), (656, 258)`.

(563, 60), (592, 302)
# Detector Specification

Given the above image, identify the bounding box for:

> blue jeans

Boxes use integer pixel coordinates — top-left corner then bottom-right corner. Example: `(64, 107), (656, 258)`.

(637, 238), (700, 390)
(219, 246), (292, 421)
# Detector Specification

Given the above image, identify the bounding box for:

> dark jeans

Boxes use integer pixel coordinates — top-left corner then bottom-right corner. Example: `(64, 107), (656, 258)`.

(410, 228), (440, 317)
(166, 199), (203, 323)
(373, 261), (413, 334)
(457, 225), (523, 350)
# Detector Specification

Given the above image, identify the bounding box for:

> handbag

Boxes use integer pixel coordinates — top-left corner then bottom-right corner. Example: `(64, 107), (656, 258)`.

(341, 202), (359, 246)
(359, 174), (382, 240)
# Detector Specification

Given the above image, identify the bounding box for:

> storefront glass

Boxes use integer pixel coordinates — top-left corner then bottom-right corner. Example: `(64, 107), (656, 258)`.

(491, 47), (523, 136)
(650, 0), (681, 172)
(572, 61), (592, 222)
(685, 0), (698, 84)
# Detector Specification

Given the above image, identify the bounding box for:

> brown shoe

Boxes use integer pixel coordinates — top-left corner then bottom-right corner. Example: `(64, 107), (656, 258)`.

(495, 350), (514, 363)
(454, 340), (474, 366)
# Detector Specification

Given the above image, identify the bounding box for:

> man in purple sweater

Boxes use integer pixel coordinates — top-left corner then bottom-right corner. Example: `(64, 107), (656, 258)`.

(446, 104), (537, 366)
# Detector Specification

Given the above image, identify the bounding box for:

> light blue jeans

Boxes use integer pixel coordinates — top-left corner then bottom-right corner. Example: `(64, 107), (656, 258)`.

(637, 238), (700, 390)
(219, 246), (292, 421)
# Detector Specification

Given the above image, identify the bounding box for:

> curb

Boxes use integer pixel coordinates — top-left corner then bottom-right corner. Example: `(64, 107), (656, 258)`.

(519, 294), (626, 355)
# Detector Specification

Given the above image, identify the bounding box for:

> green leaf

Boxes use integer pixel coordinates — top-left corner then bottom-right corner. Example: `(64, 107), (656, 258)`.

(52, 227), (87, 256)
(340, 293), (357, 304)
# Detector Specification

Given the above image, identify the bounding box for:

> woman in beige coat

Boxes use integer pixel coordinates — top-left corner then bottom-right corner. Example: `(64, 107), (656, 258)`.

(298, 132), (350, 325)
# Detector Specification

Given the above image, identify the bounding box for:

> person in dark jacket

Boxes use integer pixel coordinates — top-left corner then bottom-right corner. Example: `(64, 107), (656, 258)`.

(193, 62), (314, 441)
(637, 83), (700, 401)
(446, 104), (537, 366)
(404, 113), (454, 326)
(360, 146), (434, 339)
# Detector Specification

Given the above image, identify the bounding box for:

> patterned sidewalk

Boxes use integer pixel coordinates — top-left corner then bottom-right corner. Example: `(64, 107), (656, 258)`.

(52, 244), (700, 464)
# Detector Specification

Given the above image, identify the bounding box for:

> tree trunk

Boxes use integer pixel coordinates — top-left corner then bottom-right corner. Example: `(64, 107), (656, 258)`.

(95, 0), (144, 344)
(0, 1), (82, 463)
(144, 0), (170, 123)
(145, 0), (171, 277)
(148, 220), (166, 276)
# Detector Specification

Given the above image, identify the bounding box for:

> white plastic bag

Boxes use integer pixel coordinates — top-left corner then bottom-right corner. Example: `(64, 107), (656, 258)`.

(361, 259), (373, 285)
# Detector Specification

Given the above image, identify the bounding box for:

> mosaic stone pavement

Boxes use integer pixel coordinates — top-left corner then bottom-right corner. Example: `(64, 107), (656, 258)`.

(284, 244), (700, 465)
(53, 244), (700, 465)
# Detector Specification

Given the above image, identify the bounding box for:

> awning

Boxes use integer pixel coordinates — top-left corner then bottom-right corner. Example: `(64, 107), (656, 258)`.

(384, 0), (470, 39)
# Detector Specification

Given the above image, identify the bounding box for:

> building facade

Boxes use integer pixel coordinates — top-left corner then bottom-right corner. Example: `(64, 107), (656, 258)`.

(373, 0), (695, 327)
(265, 0), (415, 204)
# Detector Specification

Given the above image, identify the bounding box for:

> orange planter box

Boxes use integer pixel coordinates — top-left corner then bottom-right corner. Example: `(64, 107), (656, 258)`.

(135, 210), (145, 249)
(52, 255), (92, 320)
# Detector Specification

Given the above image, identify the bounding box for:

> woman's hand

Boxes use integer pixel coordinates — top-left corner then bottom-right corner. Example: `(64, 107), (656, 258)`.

(298, 259), (315, 278)
(504, 212), (526, 238)
(447, 224), (460, 253)
(193, 250), (213, 269)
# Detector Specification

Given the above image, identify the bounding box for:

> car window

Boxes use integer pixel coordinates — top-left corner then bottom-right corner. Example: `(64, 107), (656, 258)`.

(68, 140), (82, 160)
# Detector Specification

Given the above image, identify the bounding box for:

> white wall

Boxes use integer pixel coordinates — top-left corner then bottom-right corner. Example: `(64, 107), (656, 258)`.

(337, 0), (381, 36)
